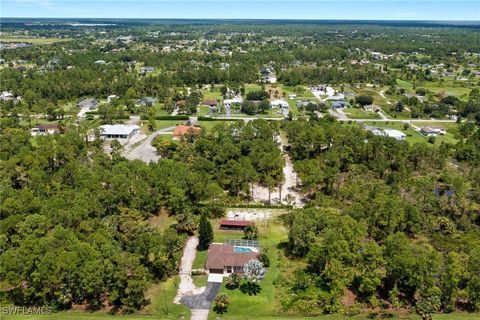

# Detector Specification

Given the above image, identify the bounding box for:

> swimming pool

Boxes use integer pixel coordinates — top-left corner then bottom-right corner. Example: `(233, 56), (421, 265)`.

(233, 246), (257, 253)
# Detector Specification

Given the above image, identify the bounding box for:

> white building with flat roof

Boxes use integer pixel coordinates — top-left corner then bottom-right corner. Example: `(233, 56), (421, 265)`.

(99, 124), (139, 140)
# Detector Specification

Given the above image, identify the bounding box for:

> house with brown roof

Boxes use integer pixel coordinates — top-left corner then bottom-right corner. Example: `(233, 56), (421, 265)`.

(31, 124), (60, 136)
(206, 243), (259, 274)
(219, 220), (254, 231)
(173, 125), (201, 140)
(202, 99), (218, 107)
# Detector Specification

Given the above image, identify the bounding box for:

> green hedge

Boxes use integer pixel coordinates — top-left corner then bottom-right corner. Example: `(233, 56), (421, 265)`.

(197, 116), (242, 122)
(156, 115), (190, 120)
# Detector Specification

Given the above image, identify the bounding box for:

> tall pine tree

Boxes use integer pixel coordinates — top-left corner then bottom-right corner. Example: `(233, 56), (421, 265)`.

(198, 212), (213, 250)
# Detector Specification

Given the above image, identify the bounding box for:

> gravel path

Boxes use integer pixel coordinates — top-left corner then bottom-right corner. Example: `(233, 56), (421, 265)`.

(252, 135), (302, 206)
(125, 126), (176, 162)
(174, 237), (217, 320)
(174, 237), (204, 304)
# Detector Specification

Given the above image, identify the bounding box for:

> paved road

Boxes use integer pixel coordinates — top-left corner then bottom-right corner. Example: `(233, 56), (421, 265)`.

(337, 118), (456, 123)
(125, 126), (176, 162)
(180, 282), (221, 310)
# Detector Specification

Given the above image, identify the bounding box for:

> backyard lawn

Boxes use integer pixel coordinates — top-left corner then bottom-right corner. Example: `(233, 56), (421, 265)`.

(208, 218), (296, 319)
(200, 85), (223, 100)
(192, 249), (208, 269)
(343, 108), (381, 119)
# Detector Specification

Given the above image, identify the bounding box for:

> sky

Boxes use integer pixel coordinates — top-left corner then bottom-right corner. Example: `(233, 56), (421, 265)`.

(1, 0), (479, 20)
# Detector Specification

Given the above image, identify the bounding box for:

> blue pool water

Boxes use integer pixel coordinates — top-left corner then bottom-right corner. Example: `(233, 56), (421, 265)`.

(234, 246), (253, 253)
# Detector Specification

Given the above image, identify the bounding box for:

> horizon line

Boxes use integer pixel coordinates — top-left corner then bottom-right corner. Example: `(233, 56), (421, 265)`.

(1, 17), (479, 22)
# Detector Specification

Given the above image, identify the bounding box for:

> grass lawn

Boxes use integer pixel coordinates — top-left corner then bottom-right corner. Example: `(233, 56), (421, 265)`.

(396, 79), (415, 93)
(193, 249), (208, 269)
(19, 118), (60, 126)
(382, 108), (413, 120)
(244, 84), (263, 94)
(200, 85), (223, 101)
(410, 122), (460, 145)
(154, 120), (185, 130)
(209, 217), (297, 319)
(198, 120), (235, 132)
(192, 275), (208, 288)
(0, 37), (70, 44)
(142, 276), (190, 319)
(198, 106), (211, 116)
(343, 108), (381, 119)
(420, 79), (474, 98)
(154, 104), (169, 117)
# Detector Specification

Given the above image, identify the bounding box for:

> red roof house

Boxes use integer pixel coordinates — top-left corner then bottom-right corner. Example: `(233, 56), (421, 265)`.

(219, 220), (254, 231)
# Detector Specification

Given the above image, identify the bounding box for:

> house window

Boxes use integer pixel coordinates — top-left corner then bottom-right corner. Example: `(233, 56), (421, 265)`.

(234, 266), (243, 272)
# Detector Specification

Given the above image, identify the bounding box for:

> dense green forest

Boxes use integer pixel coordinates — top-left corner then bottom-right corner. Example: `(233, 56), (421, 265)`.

(280, 117), (480, 316)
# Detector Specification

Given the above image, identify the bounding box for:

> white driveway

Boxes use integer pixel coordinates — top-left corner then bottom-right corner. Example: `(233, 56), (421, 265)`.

(207, 273), (225, 283)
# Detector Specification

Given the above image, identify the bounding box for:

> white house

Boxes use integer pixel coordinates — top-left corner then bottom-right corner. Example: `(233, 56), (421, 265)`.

(363, 104), (381, 112)
(262, 75), (277, 83)
(327, 93), (345, 101)
(107, 95), (118, 103)
(369, 128), (406, 140)
(1, 91), (14, 101)
(223, 97), (242, 108)
(99, 124), (139, 140)
(288, 94), (297, 100)
(270, 99), (289, 109)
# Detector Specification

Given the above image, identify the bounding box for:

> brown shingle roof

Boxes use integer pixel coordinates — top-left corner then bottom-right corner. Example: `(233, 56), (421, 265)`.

(206, 244), (258, 270)
(202, 99), (217, 106)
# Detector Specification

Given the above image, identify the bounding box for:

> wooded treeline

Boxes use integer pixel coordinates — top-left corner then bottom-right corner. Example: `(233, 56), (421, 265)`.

(279, 117), (480, 317)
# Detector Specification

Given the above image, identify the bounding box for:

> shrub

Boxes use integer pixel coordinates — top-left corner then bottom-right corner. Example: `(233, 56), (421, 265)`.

(191, 269), (206, 276)
(258, 249), (270, 268)
(213, 293), (230, 314)
(243, 225), (258, 240)
(226, 273), (240, 290)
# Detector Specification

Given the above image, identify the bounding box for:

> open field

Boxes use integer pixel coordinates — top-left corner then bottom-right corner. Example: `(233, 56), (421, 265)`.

(343, 107), (381, 119)
(154, 120), (185, 130)
(200, 85), (223, 101)
(0, 37), (70, 44)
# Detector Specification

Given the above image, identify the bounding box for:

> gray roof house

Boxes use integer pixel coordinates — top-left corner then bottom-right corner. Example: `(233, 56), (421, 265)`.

(331, 100), (350, 109)
(77, 98), (99, 110)
(140, 66), (155, 74)
(136, 97), (157, 106)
